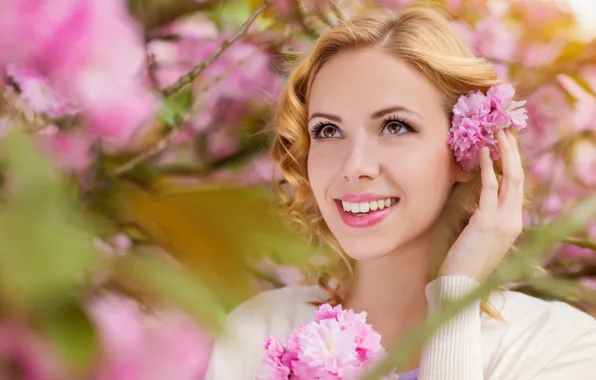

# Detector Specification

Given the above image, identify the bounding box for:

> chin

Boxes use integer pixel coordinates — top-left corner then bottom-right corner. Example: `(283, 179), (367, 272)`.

(333, 234), (399, 261)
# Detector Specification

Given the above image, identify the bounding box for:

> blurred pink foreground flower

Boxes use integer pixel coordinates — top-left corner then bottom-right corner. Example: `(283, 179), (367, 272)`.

(0, 322), (66, 380)
(88, 295), (212, 380)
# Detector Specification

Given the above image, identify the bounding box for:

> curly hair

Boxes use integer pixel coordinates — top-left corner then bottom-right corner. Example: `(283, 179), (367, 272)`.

(271, 6), (518, 319)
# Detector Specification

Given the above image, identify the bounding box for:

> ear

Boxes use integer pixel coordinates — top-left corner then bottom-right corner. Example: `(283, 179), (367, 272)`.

(454, 163), (474, 183)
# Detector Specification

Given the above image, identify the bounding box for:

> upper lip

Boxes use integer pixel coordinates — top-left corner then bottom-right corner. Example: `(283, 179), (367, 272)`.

(337, 193), (399, 202)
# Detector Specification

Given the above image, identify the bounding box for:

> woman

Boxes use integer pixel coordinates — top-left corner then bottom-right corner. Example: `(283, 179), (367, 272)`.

(206, 6), (596, 379)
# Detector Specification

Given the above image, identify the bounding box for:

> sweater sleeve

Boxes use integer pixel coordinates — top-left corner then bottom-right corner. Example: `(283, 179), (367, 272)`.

(418, 276), (484, 380)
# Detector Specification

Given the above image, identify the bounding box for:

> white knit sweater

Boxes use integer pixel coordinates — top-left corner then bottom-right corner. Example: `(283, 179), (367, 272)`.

(205, 276), (596, 379)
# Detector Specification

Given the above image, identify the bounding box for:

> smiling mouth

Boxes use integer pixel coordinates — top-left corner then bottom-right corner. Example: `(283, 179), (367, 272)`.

(336, 197), (400, 215)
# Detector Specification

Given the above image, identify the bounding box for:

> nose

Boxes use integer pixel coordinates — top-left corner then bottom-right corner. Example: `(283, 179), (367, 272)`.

(342, 138), (380, 182)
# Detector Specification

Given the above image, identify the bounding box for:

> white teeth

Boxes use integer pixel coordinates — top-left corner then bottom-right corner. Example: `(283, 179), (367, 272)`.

(340, 197), (399, 214)
(360, 202), (369, 213)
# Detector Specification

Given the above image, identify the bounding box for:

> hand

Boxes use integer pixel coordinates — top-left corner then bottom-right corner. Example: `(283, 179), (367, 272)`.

(439, 129), (524, 282)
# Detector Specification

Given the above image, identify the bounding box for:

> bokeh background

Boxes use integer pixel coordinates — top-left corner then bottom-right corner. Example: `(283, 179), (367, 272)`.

(0, 0), (595, 378)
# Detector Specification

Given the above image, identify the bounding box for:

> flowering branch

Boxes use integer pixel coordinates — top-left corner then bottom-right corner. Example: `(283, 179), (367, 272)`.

(113, 128), (179, 175)
(161, 0), (271, 97)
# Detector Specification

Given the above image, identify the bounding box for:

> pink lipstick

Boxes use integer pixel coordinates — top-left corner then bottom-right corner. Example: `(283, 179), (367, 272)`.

(335, 194), (399, 228)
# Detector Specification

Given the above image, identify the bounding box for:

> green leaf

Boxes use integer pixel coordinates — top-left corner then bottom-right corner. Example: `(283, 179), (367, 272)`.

(0, 129), (97, 312)
(128, 0), (220, 31)
(40, 301), (98, 373)
(115, 183), (319, 309)
(113, 253), (227, 332)
(158, 88), (192, 128)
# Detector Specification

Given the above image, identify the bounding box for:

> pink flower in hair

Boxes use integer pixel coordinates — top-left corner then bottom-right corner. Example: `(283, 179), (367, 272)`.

(448, 83), (528, 170)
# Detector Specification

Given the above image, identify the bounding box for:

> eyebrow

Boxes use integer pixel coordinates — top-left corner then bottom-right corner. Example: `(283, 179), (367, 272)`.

(308, 105), (423, 123)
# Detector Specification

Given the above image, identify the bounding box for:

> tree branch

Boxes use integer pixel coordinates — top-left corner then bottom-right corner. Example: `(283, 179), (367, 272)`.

(161, 0), (271, 97)
(113, 128), (179, 175)
(291, 0), (319, 38)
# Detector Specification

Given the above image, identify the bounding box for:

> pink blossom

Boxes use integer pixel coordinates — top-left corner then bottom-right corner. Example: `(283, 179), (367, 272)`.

(0, 322), (66, 380)
(258, 304), (388, 379)
(39, 129), (95, 173)
(521, 84), (570, 157)
(255, 355), (291, 380)
(149, 20), (281, 133)
(520, 42), (564, 68)
(375, 0), (416, 9)
(265, 336), (286, 358)
(581, 278), (596, 291)
(1, 0), (158, 149)
(207, 129), (239, 160)
(88, 295), (212, 380)
(448, 84), (528, 170)
(471, 18), (517, 62)
(6, 64), (76, 118)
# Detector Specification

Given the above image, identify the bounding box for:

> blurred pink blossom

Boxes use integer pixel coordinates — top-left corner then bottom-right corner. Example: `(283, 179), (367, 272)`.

(521, 84), (571, 157)
(0, 0), (158, 149)
(581, 278), (596, 291)
(0, 322), (66, 380)
(39, 128), (95, 173)
(149, 17), (281, 133)
(6, 64), (76, 118)
(88, 295), (212, 380)
(207, 130), (239, 160)
(520, 42), (563, 68)
(94, 234), (132, 257)
(472, 18), (517, 62)
(375, 0), (417, 9)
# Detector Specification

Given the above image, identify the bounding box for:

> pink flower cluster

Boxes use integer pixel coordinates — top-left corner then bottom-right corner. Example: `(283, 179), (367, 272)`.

(256, 304), (397, 380)
(448, 83), (528, 170)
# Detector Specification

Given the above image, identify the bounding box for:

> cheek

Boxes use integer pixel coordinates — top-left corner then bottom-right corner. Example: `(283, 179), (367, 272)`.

(386, 141), (455, 204)
(307, 144), (338, 204)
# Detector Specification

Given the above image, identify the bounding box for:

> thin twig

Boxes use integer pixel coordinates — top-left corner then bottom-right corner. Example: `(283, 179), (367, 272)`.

(161, 0), (271, 97)
(291, 0), (319, 38)
(113, 34), (289, 176)
(562, 236), (596, 251)
(113, 129), (179, 175)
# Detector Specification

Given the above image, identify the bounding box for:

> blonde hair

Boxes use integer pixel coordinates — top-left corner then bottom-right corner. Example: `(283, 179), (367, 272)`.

(271, 6), (513, 318)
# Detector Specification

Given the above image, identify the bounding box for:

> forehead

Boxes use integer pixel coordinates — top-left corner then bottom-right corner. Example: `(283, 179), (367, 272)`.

(308, 48), (444, 119)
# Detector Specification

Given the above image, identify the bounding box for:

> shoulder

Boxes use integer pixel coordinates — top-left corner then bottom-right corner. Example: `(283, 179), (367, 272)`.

(481, 289), (596, 377)
(225, 284), (328, 333)
(488, 289), (595, 332)
(205, 285), (327, 380)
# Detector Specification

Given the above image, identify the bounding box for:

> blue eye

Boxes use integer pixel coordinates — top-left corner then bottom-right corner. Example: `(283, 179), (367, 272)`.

(310, 122), (342, 139)
(381, 117), (417, 135)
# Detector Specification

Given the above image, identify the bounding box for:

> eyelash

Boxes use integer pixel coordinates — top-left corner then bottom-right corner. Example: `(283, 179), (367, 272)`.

(309, 116), (418, 139)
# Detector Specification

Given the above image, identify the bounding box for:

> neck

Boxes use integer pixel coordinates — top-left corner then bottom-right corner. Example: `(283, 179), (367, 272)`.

(342, 226), (447, 365)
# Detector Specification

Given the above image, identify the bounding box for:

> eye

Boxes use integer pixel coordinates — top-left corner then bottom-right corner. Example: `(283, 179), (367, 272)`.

(381, 117), (417, 135)
(310, 122), (343, 139)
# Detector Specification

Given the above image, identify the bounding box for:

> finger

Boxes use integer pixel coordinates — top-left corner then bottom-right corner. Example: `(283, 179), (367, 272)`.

(506, 128), (525, 209)
(499, 129), (525, 211)
(478, 146), (498, 212)
(507, 129), (522, 170)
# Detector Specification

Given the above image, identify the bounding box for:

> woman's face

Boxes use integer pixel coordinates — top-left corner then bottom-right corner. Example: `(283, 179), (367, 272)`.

(307, 47), (470, 261)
